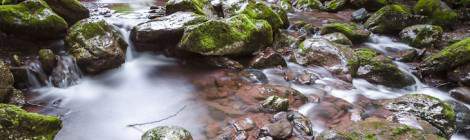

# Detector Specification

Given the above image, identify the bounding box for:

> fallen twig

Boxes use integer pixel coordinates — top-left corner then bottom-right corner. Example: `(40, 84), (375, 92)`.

(127, 105), (187, 127)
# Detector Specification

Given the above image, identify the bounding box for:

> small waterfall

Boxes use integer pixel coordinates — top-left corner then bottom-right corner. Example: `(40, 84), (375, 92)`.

(50, 56), (83, 88)
(26, 60), (51, 88)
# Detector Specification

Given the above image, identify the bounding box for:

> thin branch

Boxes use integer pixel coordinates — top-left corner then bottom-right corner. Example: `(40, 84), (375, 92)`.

(127, 105), (187, 127)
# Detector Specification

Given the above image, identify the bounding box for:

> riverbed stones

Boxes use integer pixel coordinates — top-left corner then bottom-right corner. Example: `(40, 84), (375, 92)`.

(66, 19), (128, 74)
(178, 14), (272, 55)
(365, 4), (423, 34)
(131, 12), (208, 51)
(0, 103), (62, 140)
(348, 48), (415, 88)
(142, 126), (192, 140)
(320, 22), (371, 43)
(399, 24), (443, 48)
(43, 0), (90, 24)
(421, 37), (470, 73)
(414, 0), (458, 26)
(0, 0), (68, 40)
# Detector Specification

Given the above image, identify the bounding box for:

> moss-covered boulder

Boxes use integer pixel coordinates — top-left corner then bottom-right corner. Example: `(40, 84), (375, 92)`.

(165, 0), (213, 15)
(38, 49), (57, 74)
(43, 0), (89, 24)
(0, 104), (62, 140)
(421, 38), (470, 73)
(293, 0), (322, 10)
(399, 24), (443, 49)
(293, 0), (347, 11)
(385, 94), (456, 137)
(350, 0), (389, 11)
(142, 126), (192, 140)
(220, 0), (286, 30)
(316, 117), (444, 140)
(414, 0), (458, 26)
(322, 0), (347, 12)
(348, 48), (415, 88)
(365, 4), (422, 34)
(0, 0), (68, 40)
(320, 22), (371, 43)
(178, 14), (273, 55)
(66, 19), (128, 74)
(130, 12), (208, 51)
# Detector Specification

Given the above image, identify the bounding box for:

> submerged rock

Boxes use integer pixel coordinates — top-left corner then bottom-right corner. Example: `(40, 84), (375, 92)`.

(131, 12), (208, 51)
(348, 48), (415, 88)
(413, 0), (458, 26)
(0, 104), (62, 140)
(66, 19), (128, 74)
(320, 22), (371, 43)
(142, 126), (192, 140)
(43, 0), (89, 24)
(421, 37), (470, 73)
(385, 94), (456, 137)
(399, 24), (443, 48)
(365, 4), (422, 34)
(178, 14), (272, 55)
(0, 0), (68, 40)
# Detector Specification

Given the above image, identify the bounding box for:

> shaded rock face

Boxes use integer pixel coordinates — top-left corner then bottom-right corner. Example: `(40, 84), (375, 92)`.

(0, 60), (24, 106)
(316, 117), (444, 140)
(365, 4), (424, 34)
(66, 19), (128, 74)
(320, 22), (371, 43)
(178, 14), (273, 55)
(0, 104), (62, 140)
(131, 12), (208, 51)
(43, 0), (89, 24)
(447, 63), (470, 86)
(449, 87), (470, 104)
(399, 24), (443, 48)
(421, 38), (470, 74)
(385, 94), (456, 137)
(349, 49), (415, 88)
(142, 126), (193, 140)
(0, 0), (68, 40)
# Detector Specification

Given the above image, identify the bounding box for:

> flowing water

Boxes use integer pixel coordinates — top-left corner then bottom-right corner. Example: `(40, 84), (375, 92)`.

(25, 0), (470, 140)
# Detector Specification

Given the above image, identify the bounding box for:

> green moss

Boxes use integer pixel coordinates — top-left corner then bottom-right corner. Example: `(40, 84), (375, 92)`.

(294, 0), (322, 10)
(43, 0), (89, 24)
(414, 0), (457, 26)
(165, 0), (207, 15)
(441, 102), (456, 125)
(423, 38), (470, 72)
(365, 4), (415, 33)
(320, 22), (370, 43)
(323, 0), (347, 11)
(240, 2), (284, 30)
(399, 24), (443, 48)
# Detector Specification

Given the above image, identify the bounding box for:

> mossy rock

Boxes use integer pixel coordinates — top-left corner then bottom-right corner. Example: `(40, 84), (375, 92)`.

(323, 0), (348, 12)
(0, 104), (62, 140)
(316, 117), (445, 140)
(165, 0), (212, 15)
(320, 22), (371, 43)
(385, 94), (456, 137)
(322, 32), (353, 46)
(43, 0), (90, 24)
(276, 0), (293, 12)
(294, 38), (353, 72)
(351, 0), (390, 11)
(365, 4), (422, 34)
(66, 19), (128, 74)
(293, 0), (322, 10)
(0, 0), (68, 40)
(142, 126), (192, 140)
(0, 60), (14, 88)
(178, 14), (273, 55)
(348, 48), (415, 88)
(413, 0), (458, 26)
(399, 24), (443, 48)
(1, 0), (17, 5)
(422, 37), (470, 73)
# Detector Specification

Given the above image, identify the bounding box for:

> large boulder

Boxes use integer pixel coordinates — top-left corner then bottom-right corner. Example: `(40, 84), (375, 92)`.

(165, 0), (213, 15)
(384, 94), (456, 137)
(219, 0), (286, 30)
(320, 22), (371, 43)
(399, 24), (443, 48)
(142, 126), (192, 140)
(421, 38), (470, 73)
(178, 14), (273, 55)
(413, 0), (458, 26)
(43, 0), (89, 24)
(130, 12), (208, 51)
(0, 0), (68, 40)
(0, 103), (62, 140)
(365, 4), (422, 34)
(348, 48), (415, 88)
(66, 19), (128, 74)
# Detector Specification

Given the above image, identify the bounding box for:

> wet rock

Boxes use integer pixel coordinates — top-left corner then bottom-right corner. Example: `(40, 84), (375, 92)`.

(222, 0), (286, 30)
(399, 24), (443, 48)
(131, 12), (208, 51)
(413, 0), (458, 26)
(293, 0), (347, 11)
(142, 126), (192, 140)
(259, 119), (292, 139)
(43, 0), (90, 24)
(0, 60), (14, 89)
(178, 14), (272, 55)
(165, 0), (213, 15)
(350, 0), (389, 11)
(286, 111), (314, 137)
(240, 69), (269, 84)
(293, 0), (322, 10)
(351, 8), (369, 22)
(39, 49), (57, 74)
(316, 117), (444, 140)
(449, 87), (470, 104)
(249, 48), (286, 69)
(447, 100), (470, 138)
(0, 0), (68, 40)
(293, 37), (353, 73)
(384, 94), (456, 137)
(0, 103), (62, 140)
(365, 4), (423, 34)
(396, 49), (420, 62)
(447, 63), (470, 86)
(320, 22), (371, 43)
(50, 56), (82, 88)
(305, 96), (353, 127)
(421, 38), (470, 73)
(322, 0), (348, 12)
(349, 48), (415, 88)
(66, 19), (128, 74)
(261, 95), (289, 112)
(205, 56), (244, 70)
(322, 32), (353, 46)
